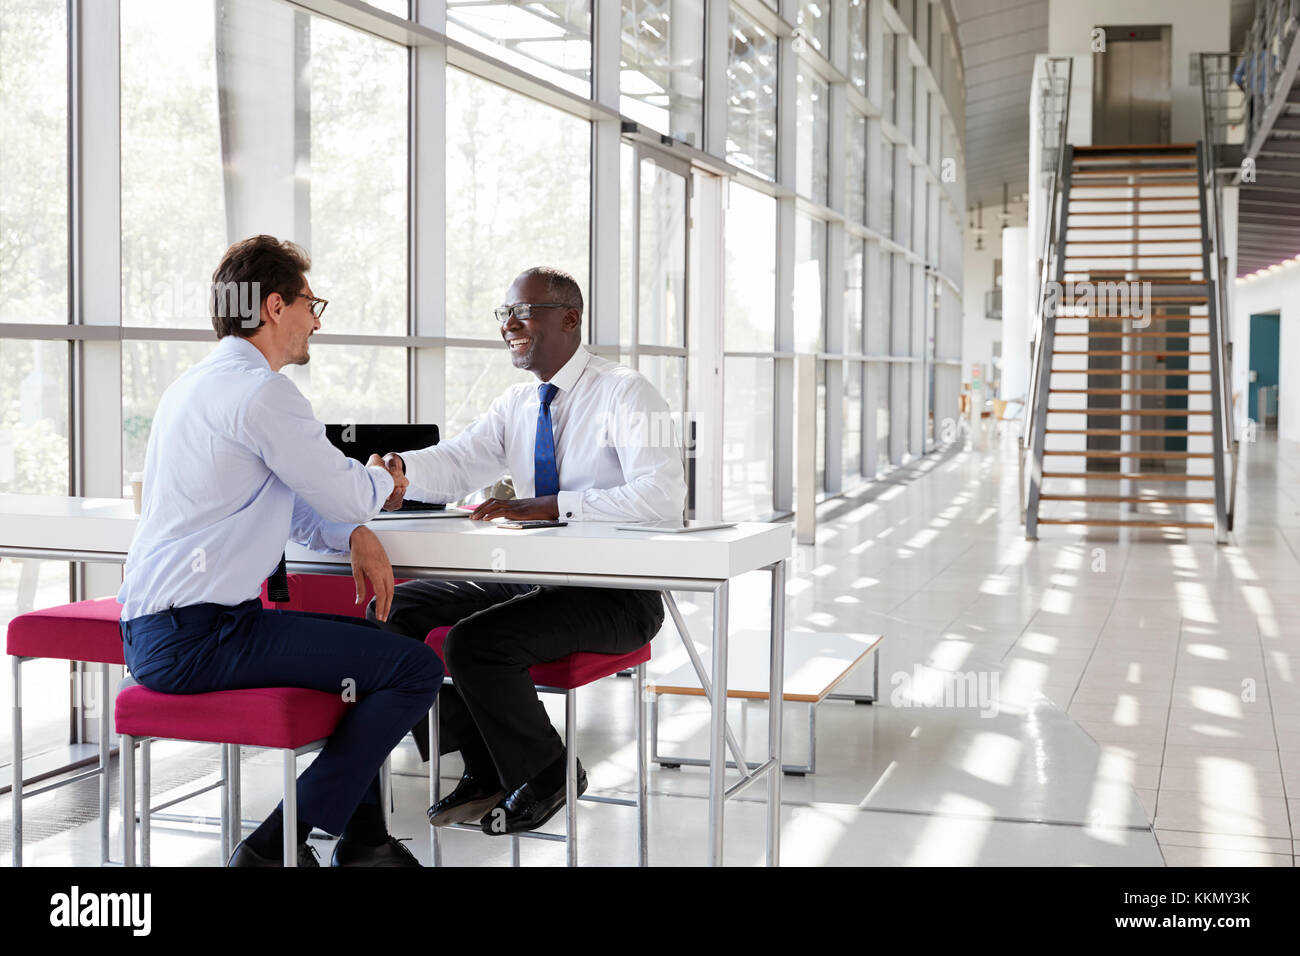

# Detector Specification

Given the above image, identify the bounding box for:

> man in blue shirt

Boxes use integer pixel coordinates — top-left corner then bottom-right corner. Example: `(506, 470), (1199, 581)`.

(118, 235), (443, 867)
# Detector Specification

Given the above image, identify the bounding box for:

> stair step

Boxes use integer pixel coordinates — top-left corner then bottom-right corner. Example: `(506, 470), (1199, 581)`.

(1043, 449), (1214, 459)
(1068, 209), (1201, 215)
(1049, 388), (1211, 395)
(1071, 168), (1198, 178)
(1050, 369), (1203, 376)
(1065, 238), (1203, 244)
(1041, 494), (1214, 503)
(1054, 332), (1208, 337)
(1059, 275), (1206, 283)
(1046, 408), (1212, 415)
(1037, 518), (1215, 529)
(1042, 471), (1215, 481)
(1071, 350), (1200, 356)
(1070, 182), (1199, 189)
(1045, 429), (1211, 436)
(1066, 225), (1201, 231)
(1072, 143), (1198, 151)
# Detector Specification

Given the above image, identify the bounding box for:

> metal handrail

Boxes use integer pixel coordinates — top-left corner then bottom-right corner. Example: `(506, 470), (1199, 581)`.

(1020, 57), (1072, 523)
(1199, 52), (1242, 535)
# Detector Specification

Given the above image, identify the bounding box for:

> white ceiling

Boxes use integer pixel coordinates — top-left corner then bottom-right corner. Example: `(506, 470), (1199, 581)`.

(948, 0), (1049, 213)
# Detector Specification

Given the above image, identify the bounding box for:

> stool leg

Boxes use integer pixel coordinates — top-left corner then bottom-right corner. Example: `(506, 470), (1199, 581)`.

(282, 749), (297, 867)
(11, 656), (22, 868)
(99, 662), (111, 865)
(430, 697), (441, 867)
(229, 744), (242, 849)
(140, 738), (152, 867)
(565, 688), (577, 868)
(380, 756), (392, 831)
(121, 734), (135, 868)
(511, 834), (520, 867)
(635, 662), (648, 867)
(219, 744), (231, 862)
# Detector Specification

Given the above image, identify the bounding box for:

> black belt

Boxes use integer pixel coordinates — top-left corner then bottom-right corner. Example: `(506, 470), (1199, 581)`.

(266, 552), (291, 603)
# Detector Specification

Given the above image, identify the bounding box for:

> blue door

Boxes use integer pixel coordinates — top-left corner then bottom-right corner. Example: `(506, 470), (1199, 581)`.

(1248, 312), (1280, 423)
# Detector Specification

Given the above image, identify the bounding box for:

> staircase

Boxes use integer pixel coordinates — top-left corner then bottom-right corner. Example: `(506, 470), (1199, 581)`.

(1023, 142), (1234, 540)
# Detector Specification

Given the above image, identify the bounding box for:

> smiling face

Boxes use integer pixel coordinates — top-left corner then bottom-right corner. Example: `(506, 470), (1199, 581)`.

(500, 273), (581, 381)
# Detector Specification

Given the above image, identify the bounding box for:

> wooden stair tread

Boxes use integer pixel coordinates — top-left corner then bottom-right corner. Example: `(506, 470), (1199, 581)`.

(1072, 143), (1197, 151)
(1040, 494), (1214, 503)
(1065, 238), (1203, 244)
(1043, 450), (1213, 458)
(1049, 388), (1211, 394)
(1070, 350), (1200, 356)
(1050, 369), (1203, 376)
(1037, 518), (1214, 529)
(1053, 332), (1208, 337)
(1045, 429), (1211, 436)
(1067, 209), (1201, 215)
(1046, 408), (1212, 415)
(1042, 471), (1215, 481)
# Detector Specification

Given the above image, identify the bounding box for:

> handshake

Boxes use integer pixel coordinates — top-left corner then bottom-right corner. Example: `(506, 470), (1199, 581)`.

(365, 452), (408, 511)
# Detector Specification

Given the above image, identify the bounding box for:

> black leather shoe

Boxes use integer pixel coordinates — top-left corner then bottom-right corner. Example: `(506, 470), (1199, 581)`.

(227, 838), (320, 867)
(330, 835), (421, 867)
(427, 772), (505, 827)
(480, 760), (587, 836)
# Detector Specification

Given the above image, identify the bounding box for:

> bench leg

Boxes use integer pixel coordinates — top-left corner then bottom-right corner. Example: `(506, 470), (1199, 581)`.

(11, 656), (22, 868)
(121, 734), (135, 868)
(430, 697), (441, 867)
(282, 749), (297, 867)
(220, 744), (231, 862)
(229, 744), (241, 849)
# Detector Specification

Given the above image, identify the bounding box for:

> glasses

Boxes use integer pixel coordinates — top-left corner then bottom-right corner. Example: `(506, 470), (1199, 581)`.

(493, 302), (569, 325)
(288, 291), (329, 319)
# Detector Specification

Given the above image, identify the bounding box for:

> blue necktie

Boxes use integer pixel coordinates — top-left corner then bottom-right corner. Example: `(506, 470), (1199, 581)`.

(534, 383), (560, 497)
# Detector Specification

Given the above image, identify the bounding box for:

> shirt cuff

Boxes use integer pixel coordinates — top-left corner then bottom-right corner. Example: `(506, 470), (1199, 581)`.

(556, 490), (584, 522)
(366, 464), (396, 500)
(321, 520), (359, 554)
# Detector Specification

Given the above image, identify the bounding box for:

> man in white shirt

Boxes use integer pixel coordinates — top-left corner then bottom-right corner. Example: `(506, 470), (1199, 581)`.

(118, 235), (443, 867)
(372, 266), (686, 835)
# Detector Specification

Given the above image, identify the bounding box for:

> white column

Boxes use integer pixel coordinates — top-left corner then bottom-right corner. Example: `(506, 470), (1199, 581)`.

(1001, 225), (1030, 401)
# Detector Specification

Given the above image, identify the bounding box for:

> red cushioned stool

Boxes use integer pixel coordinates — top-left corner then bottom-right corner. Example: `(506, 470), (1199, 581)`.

(425, 626), (651, 867)
(115, 683), (351, 867)
(7, 596), (125, 867)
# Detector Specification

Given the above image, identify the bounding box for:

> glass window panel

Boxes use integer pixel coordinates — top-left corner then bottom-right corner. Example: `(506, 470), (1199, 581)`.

(444, 347), (532, 444)
(844, 237), (864, 354)
(0, 0), (68, 325)
(445, 68), (590, 340)
(847, 110), (866, 225)
(867, 246), (891, 354)
(120, 0), (225, 330)
(445, 1), (591, 98)
(120, 3), (409, 335)
(283, 345), (406, 424)
(881, 32), (895, 123)
(848, 0), (868, 95)
(726, 5), (777, 180)
(638, 160), (687, 348)
(639, 355), (686, 419)
(795, 69), (828, 205)
(0, 340), (68, 494)
(723, 356), (773, 520)
(308, 18), (408, 336)
(620, 0), (704, 146)
(879, 137), (894, 237)
(793, 215), (825, 353)
(723, 183), (776, 352)
(843, 362), (862, 478)
(364, 0), (409, 15)
(797, 1), (829, 53)
(620, 144), (635, 346)
(871, 362), (890, 473)
(122, 340), (211, 481)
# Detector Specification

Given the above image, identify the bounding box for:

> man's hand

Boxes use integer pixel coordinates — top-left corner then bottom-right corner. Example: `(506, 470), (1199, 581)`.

(368, 453), (407, 511)
(469, 494), (560, 522)
(349, 525), (395, 621)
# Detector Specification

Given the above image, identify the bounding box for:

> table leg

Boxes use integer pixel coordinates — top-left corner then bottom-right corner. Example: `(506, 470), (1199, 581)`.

(708, 581), (729, 866)
(767, 559), (786, 867)
(100, 662), (110, 864)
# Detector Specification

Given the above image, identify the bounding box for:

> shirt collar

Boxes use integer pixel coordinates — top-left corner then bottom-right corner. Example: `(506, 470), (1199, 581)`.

(219, 334), (273, 371)
(544, 344), (591, 396)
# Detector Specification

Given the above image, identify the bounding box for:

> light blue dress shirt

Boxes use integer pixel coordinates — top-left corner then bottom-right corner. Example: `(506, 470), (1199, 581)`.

(117, 336), (394, 620)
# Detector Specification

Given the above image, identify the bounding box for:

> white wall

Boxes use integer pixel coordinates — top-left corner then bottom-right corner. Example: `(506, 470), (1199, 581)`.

(961, 200), (1028, 393)
(1232, 267), (1300, 442)
(1048, 0), (1232, 143)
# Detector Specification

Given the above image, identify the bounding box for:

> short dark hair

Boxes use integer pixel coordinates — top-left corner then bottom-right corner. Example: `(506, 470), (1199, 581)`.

(210, 235), (311, 339)
(518, 266), (583, 318)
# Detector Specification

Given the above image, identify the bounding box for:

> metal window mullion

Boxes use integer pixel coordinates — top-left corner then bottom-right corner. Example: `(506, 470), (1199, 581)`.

(411, 0), (447, 426)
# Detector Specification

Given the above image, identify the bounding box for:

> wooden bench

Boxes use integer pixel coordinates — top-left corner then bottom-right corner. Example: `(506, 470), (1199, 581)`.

(648, 630), (883, 775)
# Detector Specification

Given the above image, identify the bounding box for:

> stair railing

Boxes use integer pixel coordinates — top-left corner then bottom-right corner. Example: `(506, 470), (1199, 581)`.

(1021, 56), (1072, 535)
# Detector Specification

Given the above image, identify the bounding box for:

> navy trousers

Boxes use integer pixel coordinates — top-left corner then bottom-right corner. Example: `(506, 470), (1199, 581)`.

(120, 597), (444, 836)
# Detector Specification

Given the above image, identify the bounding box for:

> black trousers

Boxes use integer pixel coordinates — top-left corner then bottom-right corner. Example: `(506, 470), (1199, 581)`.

(367, 580), (664, 790)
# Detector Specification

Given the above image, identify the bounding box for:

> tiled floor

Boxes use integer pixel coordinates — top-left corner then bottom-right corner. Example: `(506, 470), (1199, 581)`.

(5, 432), (1297, 866)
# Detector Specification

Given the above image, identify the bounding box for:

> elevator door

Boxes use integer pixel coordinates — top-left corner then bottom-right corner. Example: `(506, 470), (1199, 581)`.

(1092, 25), (1171, 145)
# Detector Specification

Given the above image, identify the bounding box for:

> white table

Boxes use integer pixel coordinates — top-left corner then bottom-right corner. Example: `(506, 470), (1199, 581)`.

(0, 494), (792, 866)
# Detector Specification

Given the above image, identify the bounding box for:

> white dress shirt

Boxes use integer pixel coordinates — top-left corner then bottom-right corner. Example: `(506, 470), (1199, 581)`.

(400, 345), (686, 522)
(117, 335), (394, 619)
